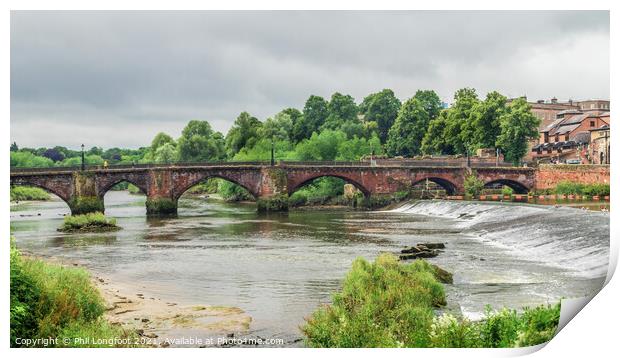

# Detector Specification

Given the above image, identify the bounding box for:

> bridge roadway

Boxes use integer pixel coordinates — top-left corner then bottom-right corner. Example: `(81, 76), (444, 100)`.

(10, 160), (537, 215)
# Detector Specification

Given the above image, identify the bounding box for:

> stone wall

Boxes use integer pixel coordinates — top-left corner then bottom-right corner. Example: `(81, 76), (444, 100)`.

(535, 164), (610, 190)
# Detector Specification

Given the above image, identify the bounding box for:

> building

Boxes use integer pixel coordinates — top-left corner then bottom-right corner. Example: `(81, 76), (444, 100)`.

(512, 97), (610, 162)
(589, 124), (610, 164)
(531, 110), (610, 163)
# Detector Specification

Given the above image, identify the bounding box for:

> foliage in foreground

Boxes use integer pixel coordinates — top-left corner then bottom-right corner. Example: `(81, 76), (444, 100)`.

(10, 242), (138, 347)
(58, 212), (119, 232)
(554, 181), (610, 196)
(10, 186), (50, 201)
(302, 254), (560, 348)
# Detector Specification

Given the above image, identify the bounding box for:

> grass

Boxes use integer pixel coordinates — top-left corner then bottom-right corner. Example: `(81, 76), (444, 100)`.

(10, 241), (139, 347)
(10, 186), (50, 201)
(58, 212), (120, 233)
(554, 181), (610, 196)
(302, 253), (561, 348)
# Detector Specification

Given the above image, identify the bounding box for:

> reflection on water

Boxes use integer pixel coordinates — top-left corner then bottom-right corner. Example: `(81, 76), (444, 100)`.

(10, 191), (609, 342)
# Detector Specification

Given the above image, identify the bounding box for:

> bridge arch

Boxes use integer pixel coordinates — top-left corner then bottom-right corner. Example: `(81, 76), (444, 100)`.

(484, 179), (529, 194)
(174, 174), (258, 202)
(10, 181), (72, 209)
(288, 174), (371, 197)
(411, 177), (458, 196)
(97, 178), (147, 197)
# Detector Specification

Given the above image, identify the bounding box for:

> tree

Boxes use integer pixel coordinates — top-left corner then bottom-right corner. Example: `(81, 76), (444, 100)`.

(443, 88), (480, 155)
(385, 98), (430, 157)
(177, 120), (226, 162)
(322, 93), (359, 131)
(496, 98), (541, 165)
(412, 90), (442, 123)
(421, 111), (453, 155)
(295, 130), (347, 161)
(279, 108), (303, 142)
(463, 171), (485, 198)
(464, 91), (507, 150)
(42, 148), (65, 162)
(10, 142), (18, 152)
(154, 142), (178, 163)
(359, 89), (401, 143)
(150, 132), (175, 154)
(225, 112), (262, 157)
(259, 111), (293, 142)
(293, 95), (329, 142)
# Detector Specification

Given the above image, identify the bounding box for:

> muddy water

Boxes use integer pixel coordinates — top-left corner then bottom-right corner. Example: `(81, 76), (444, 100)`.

(10, 191), (609, 346)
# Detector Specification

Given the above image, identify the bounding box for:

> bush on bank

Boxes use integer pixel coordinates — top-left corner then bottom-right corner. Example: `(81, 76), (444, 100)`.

(10, 186), (50, 201)
(554, 181), (610, 196)
(10, 241), (138, 347)
(58, 212), (120, 233)
(302, 253), (560, 348)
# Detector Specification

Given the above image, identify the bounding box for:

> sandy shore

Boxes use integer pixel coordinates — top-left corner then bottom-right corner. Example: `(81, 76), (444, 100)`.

(23, 254), (253, 347)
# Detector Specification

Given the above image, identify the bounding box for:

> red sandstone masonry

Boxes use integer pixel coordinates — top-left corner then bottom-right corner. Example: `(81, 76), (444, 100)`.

(535, 164), (610, 191)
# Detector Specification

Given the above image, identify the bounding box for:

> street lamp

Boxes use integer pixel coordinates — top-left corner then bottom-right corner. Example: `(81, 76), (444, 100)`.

(81, 144), (85, 171)
(270, 135), (275, 166)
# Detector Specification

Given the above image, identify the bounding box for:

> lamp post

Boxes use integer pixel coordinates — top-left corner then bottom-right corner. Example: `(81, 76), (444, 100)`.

(270, 135), (275, 166)
(81, 144), (85, 171)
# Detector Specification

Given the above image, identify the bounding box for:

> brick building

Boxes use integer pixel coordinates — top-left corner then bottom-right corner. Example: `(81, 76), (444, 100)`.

(531, 110), (610, 164)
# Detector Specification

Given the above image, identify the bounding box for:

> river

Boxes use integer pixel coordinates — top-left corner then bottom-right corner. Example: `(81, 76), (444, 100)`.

(10, 191), (609, 346)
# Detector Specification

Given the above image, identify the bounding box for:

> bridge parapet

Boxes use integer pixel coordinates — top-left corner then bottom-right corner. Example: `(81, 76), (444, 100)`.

(12, 162), (592, 215)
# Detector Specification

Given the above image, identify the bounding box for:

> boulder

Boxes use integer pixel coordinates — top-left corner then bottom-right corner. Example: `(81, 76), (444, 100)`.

(431, 264), (453, 284)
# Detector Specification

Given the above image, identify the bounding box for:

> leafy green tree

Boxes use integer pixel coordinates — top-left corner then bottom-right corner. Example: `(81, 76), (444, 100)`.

(463, 171), (485, 198)
(386, 98), (430, 157)
(150, 132), (175, 154)
(412, 90), (442, 123)
(322, 93), (359, 131)
(10, 151), (54, 167)
(280, 108), (303, 142)
(154, 142), (178, 163)
(10, 142), (18, 152)
(87, 146), (103, 156)
(295, 130), (347, 161)
(225, 112), (262, 157)
(177, 120), (226, 162)
(293, 95), (329, 142)
(421, 111), (453, 155)
(464, 91), (507, 150)
(496, 98), (541, 164)
(259, 111), (293, 142)
(443, 88), (480, 155)
(336, 135), (383, 161)
(359, 89), (401, 143)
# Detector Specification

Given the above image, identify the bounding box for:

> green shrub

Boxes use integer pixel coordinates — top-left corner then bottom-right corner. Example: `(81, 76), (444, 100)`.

(10, 242), (137, 347)
(464, 171), (485, 198)
(501, 186), (514, 196)
(302, 254), (446, 347)
(554, 181), (610, 196)
(10, 186), (51, 201)
(58, 212), (119, 232)
(302, 253), (561, 348)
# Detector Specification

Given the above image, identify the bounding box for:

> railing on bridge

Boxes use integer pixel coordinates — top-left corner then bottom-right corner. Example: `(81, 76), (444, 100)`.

(10, 159), (518, 174)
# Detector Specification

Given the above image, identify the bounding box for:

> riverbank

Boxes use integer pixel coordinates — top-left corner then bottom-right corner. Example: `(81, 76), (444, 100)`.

(19, 253), (254, 347)
(302, 254), (561, 348)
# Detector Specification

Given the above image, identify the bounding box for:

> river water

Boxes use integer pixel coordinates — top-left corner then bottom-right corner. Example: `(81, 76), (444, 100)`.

(10, 191), (609, 345)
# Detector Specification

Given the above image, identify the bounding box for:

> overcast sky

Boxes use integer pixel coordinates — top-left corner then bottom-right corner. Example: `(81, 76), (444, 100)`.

(11, 10), (609, 149)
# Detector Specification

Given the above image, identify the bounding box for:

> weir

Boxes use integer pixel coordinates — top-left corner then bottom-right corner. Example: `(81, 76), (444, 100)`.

(9, 162), (608, 215)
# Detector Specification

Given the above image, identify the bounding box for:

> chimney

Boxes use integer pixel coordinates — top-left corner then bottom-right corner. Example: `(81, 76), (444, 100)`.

(551, 97), (558, 104)
(568, 99), (573, 106)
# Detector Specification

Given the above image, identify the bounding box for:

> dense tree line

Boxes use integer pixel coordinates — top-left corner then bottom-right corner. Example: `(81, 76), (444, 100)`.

(10, 88), (540, 203)
(11, 87), (540, 169)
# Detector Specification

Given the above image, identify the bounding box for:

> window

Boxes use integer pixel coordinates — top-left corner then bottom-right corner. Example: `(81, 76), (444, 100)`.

(590, 120), (595, 127)
(555, 134), (559, 142)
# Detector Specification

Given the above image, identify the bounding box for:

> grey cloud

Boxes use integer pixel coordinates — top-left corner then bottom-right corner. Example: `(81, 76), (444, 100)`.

(10, 10), (609, 149)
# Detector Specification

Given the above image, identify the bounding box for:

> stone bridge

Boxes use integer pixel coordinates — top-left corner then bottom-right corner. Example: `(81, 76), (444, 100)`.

(10, 162), (547, 215)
